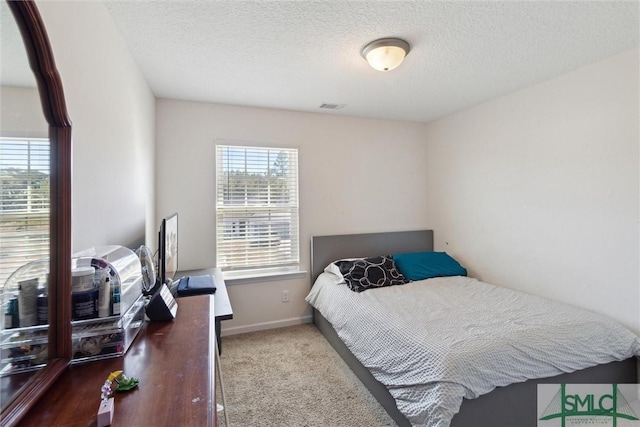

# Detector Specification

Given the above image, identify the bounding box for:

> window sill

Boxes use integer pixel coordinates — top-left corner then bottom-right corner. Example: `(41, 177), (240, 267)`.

(222, 268), (307, 285)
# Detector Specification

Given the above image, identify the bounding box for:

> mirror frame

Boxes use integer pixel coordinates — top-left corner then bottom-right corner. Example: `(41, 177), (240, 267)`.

(2, 1), (71, 425)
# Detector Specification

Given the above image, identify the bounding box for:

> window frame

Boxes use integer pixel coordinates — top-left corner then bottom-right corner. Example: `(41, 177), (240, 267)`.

(215, 142), (301, 279)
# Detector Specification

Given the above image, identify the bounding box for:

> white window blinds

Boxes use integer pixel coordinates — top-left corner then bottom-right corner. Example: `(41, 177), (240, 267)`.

(215, 144), (299, 272)
(0, 138), (50, 288)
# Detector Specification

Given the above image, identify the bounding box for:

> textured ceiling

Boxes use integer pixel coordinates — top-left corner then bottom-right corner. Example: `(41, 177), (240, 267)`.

(3, 2), (638, 124)
(104, 1), (638, 123)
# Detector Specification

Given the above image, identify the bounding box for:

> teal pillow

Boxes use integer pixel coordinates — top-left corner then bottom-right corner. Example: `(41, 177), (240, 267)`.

(392, 251), (467, 281)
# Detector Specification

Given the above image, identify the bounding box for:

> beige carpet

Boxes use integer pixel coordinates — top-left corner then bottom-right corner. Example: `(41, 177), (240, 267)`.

(217, 324), (397, 427)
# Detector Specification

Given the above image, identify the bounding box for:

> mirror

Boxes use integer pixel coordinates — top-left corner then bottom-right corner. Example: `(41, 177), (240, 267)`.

(0, 0), (44, 409)
(0, 1), (72, 423)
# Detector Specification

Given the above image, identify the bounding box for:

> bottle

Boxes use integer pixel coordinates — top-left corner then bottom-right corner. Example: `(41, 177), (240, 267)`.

(37, 275), (48, 325)
(98, 276), (111, 318)
(4, 298), (14, 329)
(18, 278), (38, 327)
(3, 307), (10, 329)
(111, 280), (121, 316)
(4, 297), (19, 329)
(37, 293), (48, 325)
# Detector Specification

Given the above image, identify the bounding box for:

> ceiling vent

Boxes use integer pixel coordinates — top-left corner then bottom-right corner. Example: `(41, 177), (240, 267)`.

(319, 103), (346, 110)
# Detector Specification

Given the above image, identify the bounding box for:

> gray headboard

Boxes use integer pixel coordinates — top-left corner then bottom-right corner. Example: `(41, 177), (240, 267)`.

(310, 230), (434, 284)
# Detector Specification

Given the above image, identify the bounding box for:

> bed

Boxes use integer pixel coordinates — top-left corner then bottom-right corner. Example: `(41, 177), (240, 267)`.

(307, 230), (639, 427)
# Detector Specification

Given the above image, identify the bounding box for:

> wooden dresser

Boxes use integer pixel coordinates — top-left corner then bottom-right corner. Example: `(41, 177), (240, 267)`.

(19, 295), (216, 426)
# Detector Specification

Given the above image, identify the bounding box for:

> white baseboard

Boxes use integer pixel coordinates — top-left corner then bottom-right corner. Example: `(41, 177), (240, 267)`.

(220, 315), (313, 336)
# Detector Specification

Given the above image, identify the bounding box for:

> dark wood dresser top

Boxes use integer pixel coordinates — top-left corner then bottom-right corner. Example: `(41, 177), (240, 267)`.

(19, 295), (216, 426)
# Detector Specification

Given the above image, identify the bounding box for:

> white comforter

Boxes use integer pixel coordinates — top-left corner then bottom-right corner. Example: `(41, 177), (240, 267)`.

(305, 273), (640, 427)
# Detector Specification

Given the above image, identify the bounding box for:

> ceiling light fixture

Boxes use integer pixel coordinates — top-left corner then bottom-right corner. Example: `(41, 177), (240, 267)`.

(361, 38), (410, 72)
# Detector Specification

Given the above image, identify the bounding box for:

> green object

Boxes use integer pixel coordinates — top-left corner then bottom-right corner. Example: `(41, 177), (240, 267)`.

(115, 374), (139, 392)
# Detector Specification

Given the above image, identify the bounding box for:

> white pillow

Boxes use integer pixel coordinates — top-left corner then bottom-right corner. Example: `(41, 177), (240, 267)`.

(323, 258), (363, 284)
(324, 262), (344, 281)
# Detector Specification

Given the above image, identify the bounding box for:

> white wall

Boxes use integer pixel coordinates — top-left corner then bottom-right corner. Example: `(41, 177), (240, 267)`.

(425, 49), (639, 334)
(0, 86), (48, 138)
(38, 1), (156, 251)
(156, 100), (430, 334)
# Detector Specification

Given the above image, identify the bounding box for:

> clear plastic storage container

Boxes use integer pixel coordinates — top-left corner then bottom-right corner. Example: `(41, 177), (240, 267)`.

(1, 246), (146, 375)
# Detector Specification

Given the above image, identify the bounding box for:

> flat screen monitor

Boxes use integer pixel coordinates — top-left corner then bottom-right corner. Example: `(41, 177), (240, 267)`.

(159, 213), (178, 286)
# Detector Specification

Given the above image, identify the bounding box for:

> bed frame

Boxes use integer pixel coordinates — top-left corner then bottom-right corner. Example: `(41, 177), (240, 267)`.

(310, 230), (637, 427)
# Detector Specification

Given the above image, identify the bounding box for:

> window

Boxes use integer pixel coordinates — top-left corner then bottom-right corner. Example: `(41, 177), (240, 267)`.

(215, 144), (299, 274)
(0, 137), (50, 288)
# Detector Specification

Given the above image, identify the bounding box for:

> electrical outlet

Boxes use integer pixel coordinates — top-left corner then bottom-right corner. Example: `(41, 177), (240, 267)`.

(282, 290), (290, 303)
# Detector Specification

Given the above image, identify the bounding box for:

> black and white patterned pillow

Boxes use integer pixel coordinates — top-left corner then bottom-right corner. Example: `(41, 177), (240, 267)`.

(335, 255), (410, 292)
